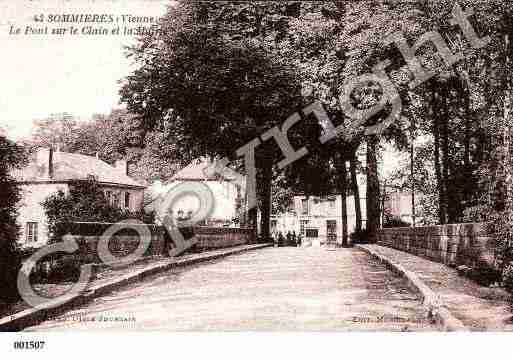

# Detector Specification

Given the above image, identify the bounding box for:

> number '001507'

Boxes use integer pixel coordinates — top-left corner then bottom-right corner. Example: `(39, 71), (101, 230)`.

(13, 341), (45, 350)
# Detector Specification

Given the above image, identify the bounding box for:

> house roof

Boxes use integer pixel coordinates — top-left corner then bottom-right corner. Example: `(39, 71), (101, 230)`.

(12, 151), (145, 188)
(170, 158), (235, 182)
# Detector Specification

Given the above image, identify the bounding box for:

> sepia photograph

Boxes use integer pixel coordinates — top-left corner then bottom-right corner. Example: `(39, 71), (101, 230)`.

(1, 0), (513, 356)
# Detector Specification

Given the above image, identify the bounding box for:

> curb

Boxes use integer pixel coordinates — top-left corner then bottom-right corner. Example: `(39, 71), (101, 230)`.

(355, 244), (468, 332)
(0, 243), (272, 332)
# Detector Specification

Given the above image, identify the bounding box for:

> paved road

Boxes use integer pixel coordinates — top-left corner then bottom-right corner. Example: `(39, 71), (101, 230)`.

(27, 247), (436, 331)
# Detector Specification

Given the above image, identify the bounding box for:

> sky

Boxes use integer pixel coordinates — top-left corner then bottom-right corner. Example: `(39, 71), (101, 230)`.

(0, 0), (170, 140)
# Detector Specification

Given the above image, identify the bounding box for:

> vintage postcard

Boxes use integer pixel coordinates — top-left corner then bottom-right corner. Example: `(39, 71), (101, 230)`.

(1, 0), (513, 356)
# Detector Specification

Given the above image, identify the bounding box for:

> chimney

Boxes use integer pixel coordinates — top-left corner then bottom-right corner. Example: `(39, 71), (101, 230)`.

(114, 159), (129, 176)
(36, 147), (54, 179)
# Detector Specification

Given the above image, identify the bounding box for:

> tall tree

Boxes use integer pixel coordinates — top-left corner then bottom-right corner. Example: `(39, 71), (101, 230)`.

(280, 1), (368, 242)
(334, 0), (415, 235)
(120, 1), (303, 240)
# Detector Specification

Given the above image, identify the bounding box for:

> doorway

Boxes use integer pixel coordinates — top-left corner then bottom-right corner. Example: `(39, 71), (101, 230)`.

(326, 220), (337, 245)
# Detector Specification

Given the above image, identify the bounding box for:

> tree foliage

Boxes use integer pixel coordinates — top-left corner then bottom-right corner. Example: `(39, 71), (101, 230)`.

(120, 1), (308, 239)
(0, 136), (26, 304)
(26, 109), (182, 183)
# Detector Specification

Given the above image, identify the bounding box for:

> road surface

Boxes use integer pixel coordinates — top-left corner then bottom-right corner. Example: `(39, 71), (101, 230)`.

(27, 247), (435, 331)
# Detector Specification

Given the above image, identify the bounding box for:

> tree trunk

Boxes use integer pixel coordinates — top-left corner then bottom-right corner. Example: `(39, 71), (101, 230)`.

(258, 156), (273, 243)
(440, 85), (452, 223)
(503, 33), (513, 217)
(462, 75), (473, 212)
(336, 154), (349, 247)
(432, 87), (447, 225)
(350, 152), (362, 232)
(366, 135), (380, 240)
(248, 207), (258, 243)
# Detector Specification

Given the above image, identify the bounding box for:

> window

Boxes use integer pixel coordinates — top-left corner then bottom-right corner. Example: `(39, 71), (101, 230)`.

(300, 220), (309, 236)
(105, 191), (112, 204)
(329, 198), (336, 209)
(124, 192), (131, 209)
(301, 198), (309, 215)
(326, 220), (337, 242)
(305, 228), (318, 238)
(26, 222), (38, 243)
(271, 220), (277, 232)
(113, 192), (120, 208)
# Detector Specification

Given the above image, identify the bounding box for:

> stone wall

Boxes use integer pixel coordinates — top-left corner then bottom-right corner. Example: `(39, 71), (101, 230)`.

(26, 224), (256, 275)
(24, 225), (166, 282)
(68, 233), (166, 263)
(193, 227), (256, 250)
(376, 223), (497, 270)
(49, 226), (255, 262)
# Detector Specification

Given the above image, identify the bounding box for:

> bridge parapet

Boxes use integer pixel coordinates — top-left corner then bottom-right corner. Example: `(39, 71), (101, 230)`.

(376, 223), (496, 272)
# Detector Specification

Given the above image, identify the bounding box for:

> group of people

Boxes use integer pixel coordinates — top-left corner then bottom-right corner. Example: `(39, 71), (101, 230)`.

(274, 230), (302, 247)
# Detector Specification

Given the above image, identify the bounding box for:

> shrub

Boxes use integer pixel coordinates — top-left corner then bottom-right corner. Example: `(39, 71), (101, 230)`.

(462, 204), (493, 223)
(502, 263), (513, 292)
(0, 136), (26, 304)
(483, 209), (513, 291)
(42, 179), (155, 242)
(30, 256), (81, 284)
(0, 234), (22, 304)
(488, 210), (513, 273)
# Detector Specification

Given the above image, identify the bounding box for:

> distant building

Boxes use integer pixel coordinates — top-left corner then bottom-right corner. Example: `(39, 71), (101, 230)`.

(11, 148), (146, 246)
(271, 189), (367, 247)
(45, 112), (75, 122)
(270, 153), (370, 246)
(383, 190), (421, 225)
(146, 158), (245, 227)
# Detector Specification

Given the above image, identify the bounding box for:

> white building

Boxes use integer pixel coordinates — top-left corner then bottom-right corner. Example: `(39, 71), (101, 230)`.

(147, 158), (245, 227)
(11, 148), (146, 247)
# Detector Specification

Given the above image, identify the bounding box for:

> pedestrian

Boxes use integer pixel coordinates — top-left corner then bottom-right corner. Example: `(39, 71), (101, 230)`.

(277, 231), (285, 247)
(297, 233), (302, 247)
(292, 231), (297, 247)
(286, 231), (292, 246)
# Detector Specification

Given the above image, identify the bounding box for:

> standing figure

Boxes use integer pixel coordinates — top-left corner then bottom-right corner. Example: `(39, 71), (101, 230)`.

(277, 231), (285, 247)
(286, 231), (292, 246)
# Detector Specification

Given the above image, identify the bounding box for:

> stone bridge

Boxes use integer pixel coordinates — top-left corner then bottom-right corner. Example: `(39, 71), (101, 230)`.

(26, 247), (435, 331)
